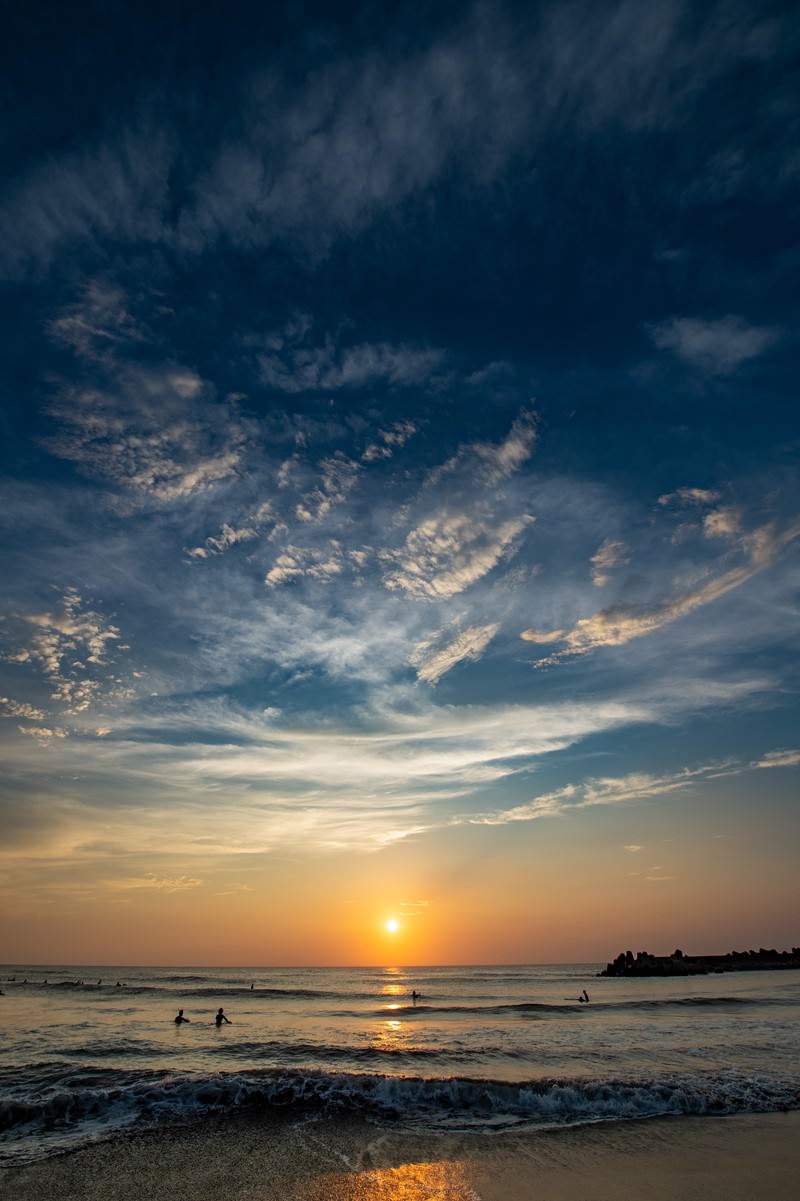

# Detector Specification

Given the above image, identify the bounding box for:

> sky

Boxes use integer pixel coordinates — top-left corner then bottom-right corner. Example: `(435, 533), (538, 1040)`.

(1, 0), (798, 967)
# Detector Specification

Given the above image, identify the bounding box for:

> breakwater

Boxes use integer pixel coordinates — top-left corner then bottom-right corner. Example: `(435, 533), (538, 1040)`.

(599, 947), (800, 977)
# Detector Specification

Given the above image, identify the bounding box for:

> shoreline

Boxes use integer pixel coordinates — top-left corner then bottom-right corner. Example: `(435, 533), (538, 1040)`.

(4, 1110), (799, 1200)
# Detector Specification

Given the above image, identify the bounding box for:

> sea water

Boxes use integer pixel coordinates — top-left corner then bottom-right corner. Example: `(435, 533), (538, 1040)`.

(1, 962), (798, 1165)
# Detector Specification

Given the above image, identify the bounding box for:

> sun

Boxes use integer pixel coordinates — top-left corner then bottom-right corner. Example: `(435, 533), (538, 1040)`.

(385, 918), (400, 934)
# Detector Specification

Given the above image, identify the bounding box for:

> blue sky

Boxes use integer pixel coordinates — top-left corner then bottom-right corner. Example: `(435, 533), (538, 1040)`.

(1, 1), (798, 964)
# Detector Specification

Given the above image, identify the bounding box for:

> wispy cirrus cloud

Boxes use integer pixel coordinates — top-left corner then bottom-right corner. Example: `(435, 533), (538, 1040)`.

(658, 486), (721, 507)
(259, 335), (445, 394)
(378, 411), (537, 600)
(648, 315), (780, 374)
(591, 538), (629, 587)
(0, 693), (654, 854)
(382, 512), (532, 600)
(107, 873), (203, 893)
(44, 370), (245, 504)
(430, 410), (537, 487)
(1, 2), (789, 278)
(755, 749), (800, 769)
(468, 761), (737, 826)
(523, 519), (800, 660)
(411, 622), (500, 685)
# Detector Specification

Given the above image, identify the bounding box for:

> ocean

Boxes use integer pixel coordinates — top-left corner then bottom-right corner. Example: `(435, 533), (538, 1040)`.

(1, 962), (798, 1166)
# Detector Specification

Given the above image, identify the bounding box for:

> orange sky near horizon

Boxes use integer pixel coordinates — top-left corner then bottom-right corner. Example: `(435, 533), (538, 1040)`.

(3, 779), (797, 967)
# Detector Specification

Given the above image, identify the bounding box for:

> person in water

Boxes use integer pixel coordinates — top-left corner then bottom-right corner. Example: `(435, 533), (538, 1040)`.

(411, 989), (420, 1005)
(174, 1009), (190, 1024)
(215, 1007), (231, 1026)
(579, 989), (590, 1003)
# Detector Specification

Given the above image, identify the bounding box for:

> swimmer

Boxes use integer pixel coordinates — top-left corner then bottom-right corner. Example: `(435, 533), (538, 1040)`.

(174, 1009), (190, 1024)
(215, 1007), (231, 1027)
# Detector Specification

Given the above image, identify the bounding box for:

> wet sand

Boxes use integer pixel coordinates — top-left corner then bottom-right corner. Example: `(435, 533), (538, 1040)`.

(4, 1111), (799, 1200)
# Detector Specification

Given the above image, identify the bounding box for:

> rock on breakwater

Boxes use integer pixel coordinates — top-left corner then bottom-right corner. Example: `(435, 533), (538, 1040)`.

(599, 946), (800, 977)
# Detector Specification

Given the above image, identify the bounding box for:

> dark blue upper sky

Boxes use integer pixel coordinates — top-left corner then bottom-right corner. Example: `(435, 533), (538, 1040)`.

(1, 0), (798, 960)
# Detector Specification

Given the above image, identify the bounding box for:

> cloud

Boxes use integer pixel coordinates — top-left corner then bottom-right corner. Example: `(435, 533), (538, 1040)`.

(6, 589), (124, 715)
(16, 725), (67, 742)
(362, 421), (418, 463)
(296, 454), (360, 523)
(658, 487), (721, 507)
(470, 764), (723, 826)
(411, 622), (500, 685)
(49, 279), (147, 360)
(0, 123), (172, 274)
(519, 628), (565, 645)
(259, 335), (445, 393)
(1, 3), (789, 276)
(44, 370), (245, 504)
(648, 315), (780, 374)
(188, 520), (265, 559)
(107, 873), (203, 893)
(0, 693), (656, 856)
(591, 538), (629, 587)
(703, 506), (742, 539)
(522, 520), (800, 659)
(431, 410), (538, 487)
(265, 542), (352, 586)
(383, 512), (532, 600)
(624, 844), (643, 853)
(755, 749), (800, 769)
(1, 697), (46, 721)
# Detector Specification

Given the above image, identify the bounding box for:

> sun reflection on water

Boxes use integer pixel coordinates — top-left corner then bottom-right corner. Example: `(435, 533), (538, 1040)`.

(307, 1160), (479, 1200)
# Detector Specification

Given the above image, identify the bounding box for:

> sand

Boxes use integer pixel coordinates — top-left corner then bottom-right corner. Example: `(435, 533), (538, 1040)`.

(3, 1111), (799, 1201)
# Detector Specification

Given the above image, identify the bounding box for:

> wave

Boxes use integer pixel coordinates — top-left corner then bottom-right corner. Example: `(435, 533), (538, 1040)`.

(2, 1065), (798, 1164)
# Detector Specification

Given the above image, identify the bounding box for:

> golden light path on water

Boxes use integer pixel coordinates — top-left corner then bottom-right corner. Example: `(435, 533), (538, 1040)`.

(307, 1161), (479, 1201)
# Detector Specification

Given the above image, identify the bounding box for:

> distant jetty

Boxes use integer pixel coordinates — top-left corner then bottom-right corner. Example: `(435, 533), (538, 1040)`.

(599, 946), (800, 977)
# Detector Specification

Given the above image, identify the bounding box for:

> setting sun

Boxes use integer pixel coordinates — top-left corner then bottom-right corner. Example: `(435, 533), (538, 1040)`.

(385, 919), (399, 933)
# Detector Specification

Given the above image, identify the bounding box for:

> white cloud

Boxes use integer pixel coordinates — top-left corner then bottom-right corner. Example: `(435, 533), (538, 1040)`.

(648, 315), (780, 374)
(188, 521), (262, 559)
(17, 725), (67, 742)
(362, 420), (418, 463)
(755, 749), (800, 769)
(44, 368), (244, 504)
(265, 542), (351, 586)
(0, 697), (46, 721)
(431, 409), (537, 487)
(658, 486), (720, 507)
(7, 589), (124, 715)
(259, 336), (445, 393)
(624, 844), (643, 852)
(383, 512), (532, 600)
(412, 622), (500, 685)
(470, 765), (722, 826)
(591, 538), (629, 587)
(522, 520), (800, 659)
(296, 453), (360, 523)
(49, 279), (146, 360)
(703, 506), (742, 539)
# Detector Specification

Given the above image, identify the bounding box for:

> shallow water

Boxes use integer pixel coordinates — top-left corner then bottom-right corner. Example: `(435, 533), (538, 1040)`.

(1, 962), (798, 1164)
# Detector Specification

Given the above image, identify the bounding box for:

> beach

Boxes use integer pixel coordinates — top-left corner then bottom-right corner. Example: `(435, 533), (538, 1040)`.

(4, 1111), (799, 1201)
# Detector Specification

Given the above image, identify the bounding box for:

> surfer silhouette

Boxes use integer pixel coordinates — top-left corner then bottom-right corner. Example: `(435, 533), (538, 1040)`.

(174, 1009), (190, 1024)
(215, 1007), (231, 1026)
